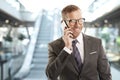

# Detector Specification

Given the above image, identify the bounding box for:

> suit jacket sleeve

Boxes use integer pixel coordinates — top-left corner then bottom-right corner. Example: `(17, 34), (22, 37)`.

(46, 42), (70, 80)
(97, 40), (112, 80)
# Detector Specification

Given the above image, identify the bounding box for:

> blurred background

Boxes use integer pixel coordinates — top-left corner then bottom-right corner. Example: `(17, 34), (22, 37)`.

(0, 0), (120, 80)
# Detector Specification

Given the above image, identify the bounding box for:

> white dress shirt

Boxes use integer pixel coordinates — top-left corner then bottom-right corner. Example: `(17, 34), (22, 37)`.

(63, 32), (84, 63)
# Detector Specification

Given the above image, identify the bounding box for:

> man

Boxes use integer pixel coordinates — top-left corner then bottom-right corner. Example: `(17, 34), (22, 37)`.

(46, 4), (112, 80)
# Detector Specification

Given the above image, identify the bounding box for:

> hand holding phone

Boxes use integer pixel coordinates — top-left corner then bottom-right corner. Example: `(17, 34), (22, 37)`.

(64, 27), (73, 38)
(64, 20), (74, 38)
(62, 22), (73, 49)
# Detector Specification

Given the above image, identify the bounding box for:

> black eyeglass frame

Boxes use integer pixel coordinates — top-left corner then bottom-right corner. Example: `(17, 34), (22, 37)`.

(64, 18), (85, 24)
(61, 18), (85, 28)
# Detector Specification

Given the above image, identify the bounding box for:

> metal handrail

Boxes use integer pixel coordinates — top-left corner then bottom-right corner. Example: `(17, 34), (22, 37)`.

(14, 13), (43, 79)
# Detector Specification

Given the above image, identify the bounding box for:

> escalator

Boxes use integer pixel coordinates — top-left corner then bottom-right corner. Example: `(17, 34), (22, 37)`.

(22, 13), (54, 80)
(14, 10), (62, 80)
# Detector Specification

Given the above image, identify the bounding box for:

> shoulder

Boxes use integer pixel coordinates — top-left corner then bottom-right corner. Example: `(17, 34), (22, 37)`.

(84, 34), (100, 40)
(48, 37), (65, 52)
(49, 37), (64, 47)
(83, 34), (101, 42)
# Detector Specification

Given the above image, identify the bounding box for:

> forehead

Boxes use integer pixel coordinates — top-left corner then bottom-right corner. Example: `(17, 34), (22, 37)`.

(66, 10), (82, 19)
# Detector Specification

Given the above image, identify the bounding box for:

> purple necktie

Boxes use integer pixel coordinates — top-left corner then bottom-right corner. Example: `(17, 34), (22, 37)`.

(72, 40), (82, 71)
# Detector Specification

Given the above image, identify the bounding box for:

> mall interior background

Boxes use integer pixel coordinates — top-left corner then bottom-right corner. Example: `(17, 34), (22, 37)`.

(0, 0), (120, 80)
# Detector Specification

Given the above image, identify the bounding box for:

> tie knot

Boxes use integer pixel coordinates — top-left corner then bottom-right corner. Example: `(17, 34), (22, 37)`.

(72, 39), (78, 45)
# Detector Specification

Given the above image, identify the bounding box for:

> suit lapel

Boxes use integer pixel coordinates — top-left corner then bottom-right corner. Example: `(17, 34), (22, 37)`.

(59, 35), (93, 74)
(69, 54), (80, 72)
(69, 34), (92, 73)
(60, 38), (79, 73)
(81, 34), (92, 72)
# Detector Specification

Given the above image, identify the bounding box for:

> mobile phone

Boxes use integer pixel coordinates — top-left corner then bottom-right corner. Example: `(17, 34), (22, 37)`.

(64, 21), (73, 38)
(64, 20), (69, 28)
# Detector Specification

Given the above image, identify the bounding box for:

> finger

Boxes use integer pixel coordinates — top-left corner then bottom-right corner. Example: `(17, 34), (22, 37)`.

(68, 33), (73, 38)
(65, 31), (73, 36)
(64, 26), (67, 30)
(64, 27), (71, 31)
(64, 28), (72, 34)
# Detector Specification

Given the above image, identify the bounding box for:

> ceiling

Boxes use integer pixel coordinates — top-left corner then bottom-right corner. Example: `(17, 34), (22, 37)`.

(18, 0), (94, 12)
(0, 0), (120, 26)
(18, 0), (120, 22)
(0, 9), (23, 27)
(92, 5), (120, 25)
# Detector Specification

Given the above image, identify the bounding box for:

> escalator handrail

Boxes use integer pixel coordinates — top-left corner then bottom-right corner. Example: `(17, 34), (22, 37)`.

(14, 13), (43, 79)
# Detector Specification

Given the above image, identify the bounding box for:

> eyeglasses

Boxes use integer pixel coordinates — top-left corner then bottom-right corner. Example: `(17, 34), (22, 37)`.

(64, 18), (85, 26)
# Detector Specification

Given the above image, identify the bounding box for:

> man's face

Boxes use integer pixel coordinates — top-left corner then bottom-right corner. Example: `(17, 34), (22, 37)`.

(65, 10), (84, 39)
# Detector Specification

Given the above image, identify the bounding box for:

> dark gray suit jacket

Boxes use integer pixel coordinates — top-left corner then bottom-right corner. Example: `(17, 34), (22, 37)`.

(46, 34), (112, 80)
